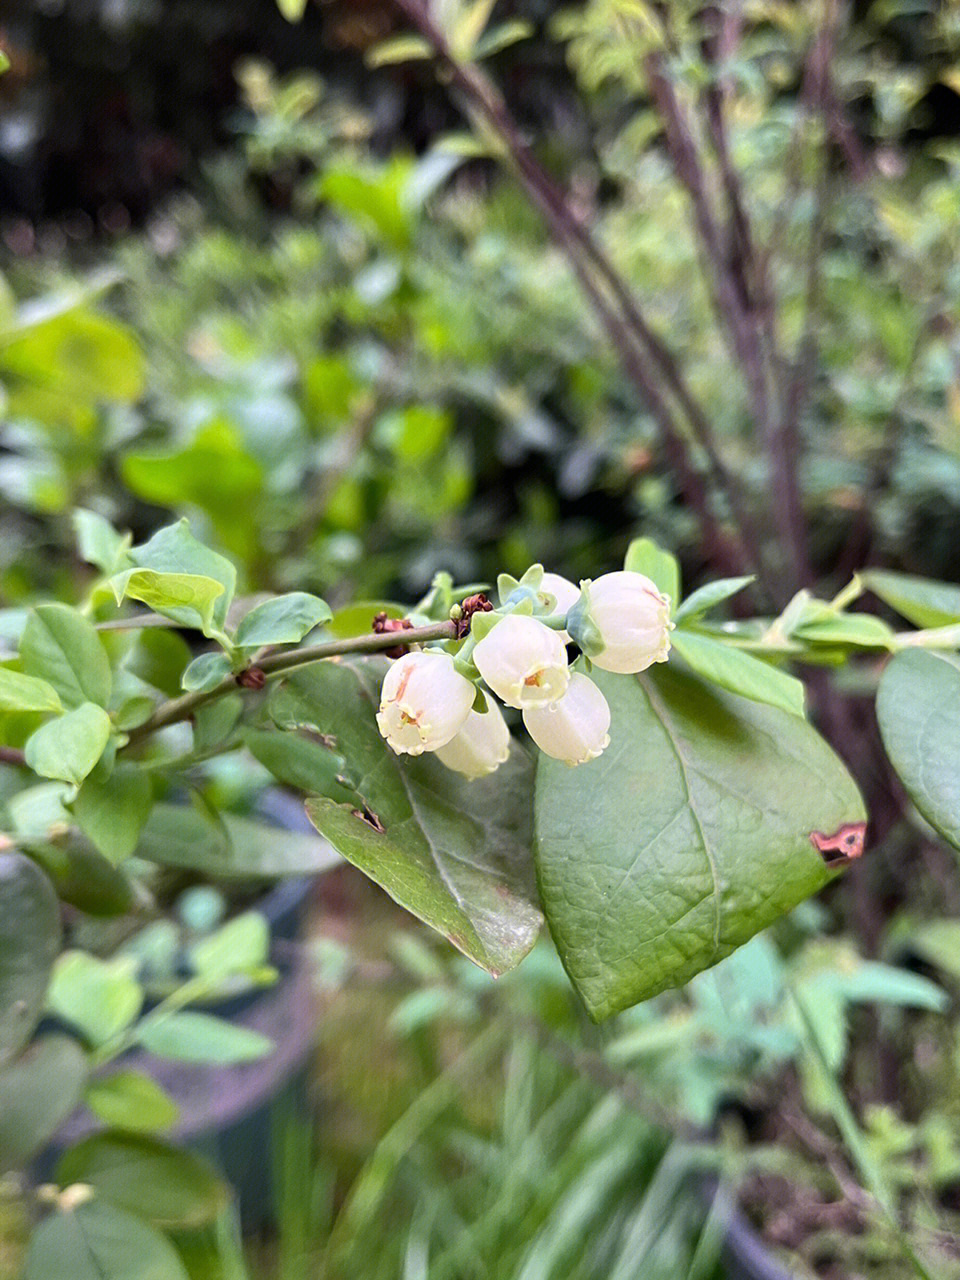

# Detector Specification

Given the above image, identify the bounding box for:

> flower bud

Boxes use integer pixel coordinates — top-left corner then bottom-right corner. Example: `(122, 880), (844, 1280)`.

(581, 571), (672, 673)
(473, 614), (569, 709)
(376, 650), (475, 756)
(435, 697), (511, 779)
(522, 673), (610, 765)
(538, 572), (580, 642)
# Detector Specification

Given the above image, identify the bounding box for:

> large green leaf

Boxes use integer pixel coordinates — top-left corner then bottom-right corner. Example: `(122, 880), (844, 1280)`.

(72, 763), (153, 863)
(234, 592), (332, 648)
(242, 727), (355, 804)
(57, 1134), (229, 1229)
(671, 630), (806, 717)
(280, 659), (542, 976)
(0, 1034), (87, 1171)
(25, 703), (112, 786)
(135, 804), (341, 878)
(534, 667), (865, 1019)
(24, 1201), (189, 1280)
(877, 650), (960, 853)
(860, 570), (960, 629)
(0, 852), (60, 1063)
(108, 568), (226, 637)
(128, 521), (236, 632)
(19, 604), (112, 709)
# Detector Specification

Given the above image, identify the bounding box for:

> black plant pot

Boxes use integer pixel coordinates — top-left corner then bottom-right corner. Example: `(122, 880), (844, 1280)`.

(43, 789), (331, 1230)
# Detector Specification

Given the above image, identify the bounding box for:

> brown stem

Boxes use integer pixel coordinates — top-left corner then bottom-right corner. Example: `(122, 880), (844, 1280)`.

(0, 747), (26, 767)
(124, 619), (458, 743)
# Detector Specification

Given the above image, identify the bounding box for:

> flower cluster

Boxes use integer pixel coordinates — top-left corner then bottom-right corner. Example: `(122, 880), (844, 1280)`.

(375, 568), (672, 775)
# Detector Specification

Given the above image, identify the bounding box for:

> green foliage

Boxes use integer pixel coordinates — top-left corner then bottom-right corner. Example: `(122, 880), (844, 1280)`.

(0, 852), (60, 1062)
(24, 1201), (189, 1280)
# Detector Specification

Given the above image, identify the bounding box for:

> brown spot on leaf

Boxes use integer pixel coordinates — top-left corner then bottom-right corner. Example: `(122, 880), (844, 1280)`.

(810, 822), (867, 865)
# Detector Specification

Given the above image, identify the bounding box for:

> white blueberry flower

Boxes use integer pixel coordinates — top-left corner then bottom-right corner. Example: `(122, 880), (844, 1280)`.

(522, 673), (611, 765)
(473, 614), (570, 709)
(376, 651), (475, 756)
(435, 697), (511, 779)
(537, 572), (581, 642)
(584, 570), (672, 673)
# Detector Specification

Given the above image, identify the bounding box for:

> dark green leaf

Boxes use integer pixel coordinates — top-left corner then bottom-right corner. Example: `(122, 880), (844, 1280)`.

(72, 764), (153, 863)
(243, 726), (355, 804)
(85, 1070), (179, 1134)
(234, 593), (332, 648)
(860, 570), (960, 629)
(535, 666), (865, 1019)
(877, 650), (960, 853)
(623, 538), (680, 606)
(57, 1134), (229, 1229)
(127, 629), (194, 699)
(138, 1011), (273, 1064)
(25, 703), (112, 786)
(671, 630), (806, 717)
(284, 659), (542, 976)
(24, 1201), (189, 1280)
(0, 1034), (87, 1171)
(25, 839), (135, 916)
(20, 604), (112, 709)
(0, 852), (60, 1063)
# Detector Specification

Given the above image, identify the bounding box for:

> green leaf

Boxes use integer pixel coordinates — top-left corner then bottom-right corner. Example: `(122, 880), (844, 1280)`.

(128, 520), (236, 632)
(859, 570), (960, 630)
(794, 613), (894, 649)
(0, 50), (9, 75)
(367, 34), (433, 66)
(85, 1070), (179, 1134)
(72, 509), (131, 576)
(276, 0), (307, 19)
(877, 650), (960, 853)
(192, 694), (243, 753)
(0, 852), (60, 1063)
(135, 804), (341, 878)
(474, 18), (533, 58)
(284, 658), (542, 976)
(904, 920), (960, 982)
(187, 911), (269, 981)
(46, 951), (142, 1048)
(671, 630), (806, 717)
(25, 703), (112, 786)
(25, 838), (135, 917)
(181, 651), (233, 693)
(0, 667), (62, 713)
(623, 538), (680, 606)
(20, 604), (112, 709)
(24, 1201), (189, 1280)
(138, 1011), (273, 1064)
(72, 764), (153, 863)
(534, 666), (865, 1019)
(0, 1034), (87, 1171)
(128, 628), (194, 698)
(234, 593), (332, 649)
(674, 576), (755, 624)
(57, 1134), (229, 1229)
(243, 727), (355, 804)
(108, 569), (226, 637)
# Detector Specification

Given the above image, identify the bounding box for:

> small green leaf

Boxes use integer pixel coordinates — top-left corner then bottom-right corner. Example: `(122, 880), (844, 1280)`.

(109, 568), (226, 636)
(46, 951), (142, 1048)
(72, 764), (153, 863)
(25, 703), (112, 786)
(623, 537), (680, 605)
(366, 34), (433, 66)
(0, 668), (62, 713)
(474, 18), (533, 58)
(243, 726), (355, 804)
(72, 509), (131, 576)
(24, 1201), (189, 1280)
(860, 569), (960, 630)
(192, 694), (243, 753)
(234, 592), (332, 649)
(188, 911), (269, 981)
(276, 0), (307, 19)
(128, 520), (236, 631)
(181, 651), (233, 693)
(0, 50), (10, 75)
(0, 852), (60, 1063)
(877, 650), (960, 853)
(57, 1134), (229, 1229)
(671, 630), (806, 717)
(135, 805), (341, 878)
(138, 1011), (273, 1063)
(20, 604), (112, 709)
(674, 576), (755, 624)
(25, 839), (134, 917)
(904, 920), (960, 982)
(128, 628), (194, 698)
(794, 613), (894, 649)
(85, 1070), (179, 1134)
(0, 1034), (87, 1171)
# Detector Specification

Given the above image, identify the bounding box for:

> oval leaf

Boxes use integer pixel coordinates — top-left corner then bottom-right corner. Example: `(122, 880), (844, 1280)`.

(0, 1034), (88, 1171)
(135, 805), (341, 878)
(877, 650), (960, 853)
(24, 1201), (189, 1280)
(860, 569), (960, 629)
(534, 666), (865, 1020)
(285, 658), (542, 977)
(137, 1011), (273, 1064)
(85, 1070), (179, 1135)
(0, 668), (62, 714)
(0, 851), (60, 1063)
(671, 630), (806, 717)
(19, 604), (112, 709)
(25, 703), (112, 786)
(234, 592), (332, 649)
(72, 764), (153, 864)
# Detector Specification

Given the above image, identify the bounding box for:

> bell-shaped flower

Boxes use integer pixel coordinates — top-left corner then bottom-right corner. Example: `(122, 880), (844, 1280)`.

(538, 572), (581, 642)
(473, 614), (569, 709)
(435, 697), (511, 779)
(376, 650), (475, 756)
(582, 571), (672, 673)
(522, 672), (611, 765)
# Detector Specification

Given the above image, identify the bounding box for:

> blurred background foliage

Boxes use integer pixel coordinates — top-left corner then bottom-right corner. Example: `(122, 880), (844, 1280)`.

(5, 0), (960, 1276)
